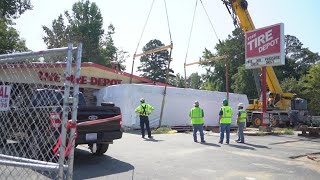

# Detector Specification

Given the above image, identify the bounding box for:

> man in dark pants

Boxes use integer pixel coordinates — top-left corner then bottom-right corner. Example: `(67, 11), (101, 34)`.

(219, 99), (233, 144)
(235, 103), (246, 143)
(135, 98), (155, 138)
(189, 101), (205, 143)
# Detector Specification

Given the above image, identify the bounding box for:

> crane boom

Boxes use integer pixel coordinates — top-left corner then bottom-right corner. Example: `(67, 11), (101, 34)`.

(222, 0), (308, 128)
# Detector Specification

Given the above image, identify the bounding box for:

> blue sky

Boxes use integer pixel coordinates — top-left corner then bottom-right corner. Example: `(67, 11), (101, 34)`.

(14, 0), (320, 76)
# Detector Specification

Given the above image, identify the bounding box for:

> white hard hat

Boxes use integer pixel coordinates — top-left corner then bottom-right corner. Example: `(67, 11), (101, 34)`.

(140, 98), (145, 103)
(238, 103), (244, 107)
(194, 101), (199, 106)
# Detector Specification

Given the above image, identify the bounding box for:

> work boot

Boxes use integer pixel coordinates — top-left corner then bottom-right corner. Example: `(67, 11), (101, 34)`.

(235, 139), (240, 142)
(148, 136), (153, 139)
(237, 141), (244, 143)
(218, 141), (222, 144)
(201, 140), (206, 143)
(194, 140), (198, 143)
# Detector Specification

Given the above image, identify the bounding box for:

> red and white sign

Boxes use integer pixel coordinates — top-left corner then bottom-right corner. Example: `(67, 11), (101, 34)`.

(0, 85), (11, 111)
(245, 23), (285, 69)
(38, 71), (122, 86)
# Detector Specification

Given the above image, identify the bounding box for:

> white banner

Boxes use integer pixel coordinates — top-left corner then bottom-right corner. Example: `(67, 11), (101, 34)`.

(0, 85), (11, 111)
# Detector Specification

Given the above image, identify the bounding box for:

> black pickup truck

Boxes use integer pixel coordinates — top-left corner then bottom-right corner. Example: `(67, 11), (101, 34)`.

(0, 88), (122, 157)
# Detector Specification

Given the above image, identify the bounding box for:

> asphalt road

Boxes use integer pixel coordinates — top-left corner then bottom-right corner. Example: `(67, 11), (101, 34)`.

(72, 131), (320, 180)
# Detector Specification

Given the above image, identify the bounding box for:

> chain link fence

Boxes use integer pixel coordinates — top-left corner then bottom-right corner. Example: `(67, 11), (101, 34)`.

(0, 44), (82, 179)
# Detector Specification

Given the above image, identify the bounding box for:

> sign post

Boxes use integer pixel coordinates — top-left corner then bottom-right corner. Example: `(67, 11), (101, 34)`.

(245, 23), (285, 126)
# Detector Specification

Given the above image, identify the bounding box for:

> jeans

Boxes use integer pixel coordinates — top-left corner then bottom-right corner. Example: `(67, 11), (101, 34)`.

(193, 124), (204, 142)
(219, 123), (230, 143)
(237, 122), (245, 142)
(140, 116), (151, 137)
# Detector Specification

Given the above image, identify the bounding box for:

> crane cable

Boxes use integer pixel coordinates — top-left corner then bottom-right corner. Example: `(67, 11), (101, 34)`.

(199, 0), (221, 44)
(130, 0), (155, 83)
(183, 0), (223, 86)
(133, 0), (155, 56)
(159, 0), (174, 128)
(183, 0), (198, 85)
(163, 0), (172, 43)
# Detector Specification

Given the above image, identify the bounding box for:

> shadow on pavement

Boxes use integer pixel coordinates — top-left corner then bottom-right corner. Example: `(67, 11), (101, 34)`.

(123, 130), (142, 135)
(73, 148), (134, 180)
(144, 138), (164, 142)
(200, 142), (221, 147)
(228, 144), (255, 150)
(244, 142), (271, 149)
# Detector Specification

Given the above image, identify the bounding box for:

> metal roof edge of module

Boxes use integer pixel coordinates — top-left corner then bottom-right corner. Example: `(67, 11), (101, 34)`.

(0, 61), (172, 86)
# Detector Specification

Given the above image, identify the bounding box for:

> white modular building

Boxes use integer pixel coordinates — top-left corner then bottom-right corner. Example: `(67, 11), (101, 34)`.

(96, 84), (249, 129)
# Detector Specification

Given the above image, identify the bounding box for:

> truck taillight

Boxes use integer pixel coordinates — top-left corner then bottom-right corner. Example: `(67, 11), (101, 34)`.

(50, 112), (61, 128)
(119, 113), (122, 127)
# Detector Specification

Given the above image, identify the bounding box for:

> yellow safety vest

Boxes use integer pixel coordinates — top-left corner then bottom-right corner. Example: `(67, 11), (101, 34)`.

(239, 110), (247, 123)
(135, 103), (154, 116)
(190, 107), (204, 124)
(220, 106), (233, 124)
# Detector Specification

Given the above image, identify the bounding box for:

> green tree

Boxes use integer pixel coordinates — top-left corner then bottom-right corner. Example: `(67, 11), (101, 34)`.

(232, 65), (257, 99)
(43, 0), (103, 63)
(137, 39), (174, 83)
(169, 73), (185, 88)
(299, 64), (320, 115)
(274, 35), (319, 81)
(0, 19), (28, 54)
(100, 24), (127, 70)
(202, 28), (247, 94)
(187, 72), (202, 89)
(66, 0), (104, 63)
(42, 0), (127, 68)
(0, 0), (32, 19)
(42, 14), (71, 49)
(281, 77), (302, 95)
(0, 0), (30, 54)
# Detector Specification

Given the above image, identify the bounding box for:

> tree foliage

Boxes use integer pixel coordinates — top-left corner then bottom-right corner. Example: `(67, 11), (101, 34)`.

(299, 64), (320, 115)
(42, 0), (127, 69)
(274, 35), (320, 81)
(231, 65), (257, 99)
(0, 19), (28, 54)
(0, 0), (32, 19)
(201, 28), (247, 94)
(0, 1), (30, 54)
(169, 73), (185, 88)
(187, 72), (202, 89)
(137, 39), (174, 83)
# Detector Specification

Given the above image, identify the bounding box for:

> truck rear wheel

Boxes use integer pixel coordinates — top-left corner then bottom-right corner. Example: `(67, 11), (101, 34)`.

(90, 143), (109, 155)
(252, 115), (262, 128)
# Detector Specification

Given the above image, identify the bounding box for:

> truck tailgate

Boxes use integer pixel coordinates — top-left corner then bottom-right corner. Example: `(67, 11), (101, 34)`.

(76, 106), (121, 133)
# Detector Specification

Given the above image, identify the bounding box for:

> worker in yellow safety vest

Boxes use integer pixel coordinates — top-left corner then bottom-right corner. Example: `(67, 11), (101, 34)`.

(236, 103), (246, 143)
(218, 99), (233, 144)
(135, 98), (154, 139)
(189, 101), (205, 143)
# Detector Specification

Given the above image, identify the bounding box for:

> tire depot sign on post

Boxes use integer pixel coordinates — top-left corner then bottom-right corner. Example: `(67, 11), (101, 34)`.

(245, 23), (285, 69)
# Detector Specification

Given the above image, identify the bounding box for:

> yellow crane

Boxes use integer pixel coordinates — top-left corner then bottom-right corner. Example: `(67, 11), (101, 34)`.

(222, 0), (308, 127)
